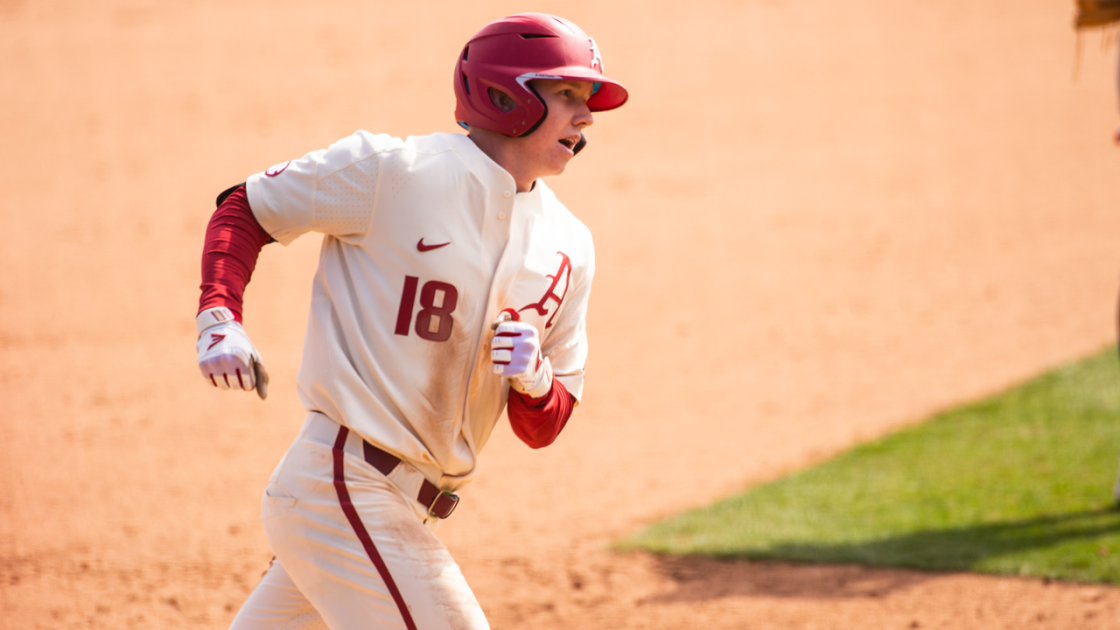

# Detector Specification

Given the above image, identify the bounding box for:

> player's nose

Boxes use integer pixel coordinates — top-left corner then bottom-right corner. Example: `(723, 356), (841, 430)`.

(575, 105), (593, 129)
(572, 96), (594, 128)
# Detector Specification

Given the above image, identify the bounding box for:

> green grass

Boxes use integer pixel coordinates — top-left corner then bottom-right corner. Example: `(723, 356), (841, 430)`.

(621, 347), (1120, 583)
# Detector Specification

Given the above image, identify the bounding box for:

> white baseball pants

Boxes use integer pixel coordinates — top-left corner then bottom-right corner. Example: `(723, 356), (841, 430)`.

(229, 413), (490, 630)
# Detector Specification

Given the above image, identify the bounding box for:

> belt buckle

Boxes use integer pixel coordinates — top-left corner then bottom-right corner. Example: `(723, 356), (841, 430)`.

(427, 490), (460, 519)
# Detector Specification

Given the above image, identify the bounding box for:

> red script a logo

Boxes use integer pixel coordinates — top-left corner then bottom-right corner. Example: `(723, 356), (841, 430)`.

(517, 252), (571, 329)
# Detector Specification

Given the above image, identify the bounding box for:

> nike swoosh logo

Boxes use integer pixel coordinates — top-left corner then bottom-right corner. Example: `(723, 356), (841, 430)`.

(417, 238), (451, 252)
(207, 333), (226, 351)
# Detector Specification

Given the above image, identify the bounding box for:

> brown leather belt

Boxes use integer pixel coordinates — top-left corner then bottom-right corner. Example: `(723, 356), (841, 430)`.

(361, 439), (459, 520)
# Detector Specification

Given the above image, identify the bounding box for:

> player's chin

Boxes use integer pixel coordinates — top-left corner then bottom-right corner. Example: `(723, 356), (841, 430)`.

(544, 159), (570, 178)
(547, 145), (575, 172)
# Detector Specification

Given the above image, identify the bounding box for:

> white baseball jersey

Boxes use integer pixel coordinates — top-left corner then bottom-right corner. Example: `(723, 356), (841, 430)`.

(246, 131), (594, 491)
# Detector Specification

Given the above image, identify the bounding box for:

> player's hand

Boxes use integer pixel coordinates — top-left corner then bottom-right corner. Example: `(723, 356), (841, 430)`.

(491, 319), (553, 398)
(196, 306), (270, 400)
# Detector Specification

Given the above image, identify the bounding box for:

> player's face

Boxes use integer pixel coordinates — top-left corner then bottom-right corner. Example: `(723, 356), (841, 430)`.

(521, 80), (595, 178)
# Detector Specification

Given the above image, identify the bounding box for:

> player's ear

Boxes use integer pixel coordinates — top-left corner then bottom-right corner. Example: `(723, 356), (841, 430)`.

(488, 88), (518, 113)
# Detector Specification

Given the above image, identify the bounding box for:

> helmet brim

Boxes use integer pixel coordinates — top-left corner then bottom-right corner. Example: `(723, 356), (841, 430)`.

(542, 66), (629, 112)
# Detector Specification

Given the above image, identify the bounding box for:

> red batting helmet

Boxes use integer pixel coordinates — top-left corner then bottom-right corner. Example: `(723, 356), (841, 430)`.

(454, 13), (629, 137)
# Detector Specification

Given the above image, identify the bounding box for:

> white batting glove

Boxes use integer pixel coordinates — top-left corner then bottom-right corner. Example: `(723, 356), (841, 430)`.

(196, 306), (269, 399)
(491, 320), (553, 398)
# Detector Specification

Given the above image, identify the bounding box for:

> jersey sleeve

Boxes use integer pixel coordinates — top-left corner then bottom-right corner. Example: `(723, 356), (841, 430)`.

(245, 131), (404, 246)
(541, 241), (595, 403)
(506, 379), (575, 449)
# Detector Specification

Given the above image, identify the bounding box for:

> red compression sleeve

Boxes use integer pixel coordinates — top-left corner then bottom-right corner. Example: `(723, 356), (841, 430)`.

(507, 379), (576, 449)
(198, 187), (271, 322)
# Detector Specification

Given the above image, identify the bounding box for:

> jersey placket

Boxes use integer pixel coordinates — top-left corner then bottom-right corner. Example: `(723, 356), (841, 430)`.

(455, 183), (535, 472)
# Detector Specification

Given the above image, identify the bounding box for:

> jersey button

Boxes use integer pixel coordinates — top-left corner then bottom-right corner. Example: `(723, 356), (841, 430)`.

(497, 212), (507, 220)
(503, 190), (512, 198)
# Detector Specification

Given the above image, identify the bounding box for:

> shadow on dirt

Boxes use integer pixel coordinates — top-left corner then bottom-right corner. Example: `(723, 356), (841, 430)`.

(640, 507), (1120, 603)
(752, 508), (1120, 572)
(638, 555), (935, 603)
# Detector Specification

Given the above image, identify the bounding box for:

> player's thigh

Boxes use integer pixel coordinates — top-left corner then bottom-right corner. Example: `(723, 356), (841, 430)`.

(262, 427), (488, 630)
(228, 558), (327, 630)
(288, 507), (487, 630)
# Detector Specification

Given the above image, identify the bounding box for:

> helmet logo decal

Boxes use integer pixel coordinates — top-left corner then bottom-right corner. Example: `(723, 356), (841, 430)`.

(589, 37), (604, 72)
(516, 72), (564, 89)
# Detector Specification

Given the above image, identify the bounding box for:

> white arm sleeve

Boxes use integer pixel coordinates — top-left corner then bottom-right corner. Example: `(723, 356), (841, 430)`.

(245, 131), (405, 246)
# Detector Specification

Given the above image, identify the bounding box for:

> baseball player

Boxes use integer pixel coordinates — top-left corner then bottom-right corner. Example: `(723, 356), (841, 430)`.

(194, 13), (627, 630)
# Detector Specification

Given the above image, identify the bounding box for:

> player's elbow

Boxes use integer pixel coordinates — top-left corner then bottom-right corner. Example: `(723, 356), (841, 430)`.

(513, 426), (560, 449)
(507, 387), (574, 449)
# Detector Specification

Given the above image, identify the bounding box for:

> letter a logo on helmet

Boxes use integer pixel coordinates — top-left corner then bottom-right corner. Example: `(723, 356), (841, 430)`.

(589, 37), (604, 72)
(454, 13), (629, 137)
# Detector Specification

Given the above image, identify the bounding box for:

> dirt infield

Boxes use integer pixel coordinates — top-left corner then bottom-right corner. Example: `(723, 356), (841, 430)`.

(3, 0), (1120, 628)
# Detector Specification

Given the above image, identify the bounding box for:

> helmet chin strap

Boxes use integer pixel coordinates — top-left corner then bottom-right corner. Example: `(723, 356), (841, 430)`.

(572, 133), (587, 155)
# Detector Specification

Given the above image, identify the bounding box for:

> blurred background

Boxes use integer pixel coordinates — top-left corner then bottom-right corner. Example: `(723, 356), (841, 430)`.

(1, 0), (1118, 627)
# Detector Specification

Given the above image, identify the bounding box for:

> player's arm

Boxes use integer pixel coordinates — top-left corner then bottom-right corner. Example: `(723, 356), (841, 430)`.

(196, 185), (273, 398)
(506, 381), (575, 449)
(491, 314), (575, 449)
(197, 134), (387, 398)
(492, 239), (595, 448)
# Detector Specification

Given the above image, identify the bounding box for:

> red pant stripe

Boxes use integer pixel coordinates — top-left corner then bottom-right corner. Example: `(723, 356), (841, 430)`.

(332, 426), (418, 630)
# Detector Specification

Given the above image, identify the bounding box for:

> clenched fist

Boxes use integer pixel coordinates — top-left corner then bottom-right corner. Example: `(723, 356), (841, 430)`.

(196, 306), (269, 399)
(491, 318), (553, 398)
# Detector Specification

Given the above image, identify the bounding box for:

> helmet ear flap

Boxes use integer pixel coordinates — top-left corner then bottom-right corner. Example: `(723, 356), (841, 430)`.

(468, 77), (548, 137)
(518, 80), (548, 138)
